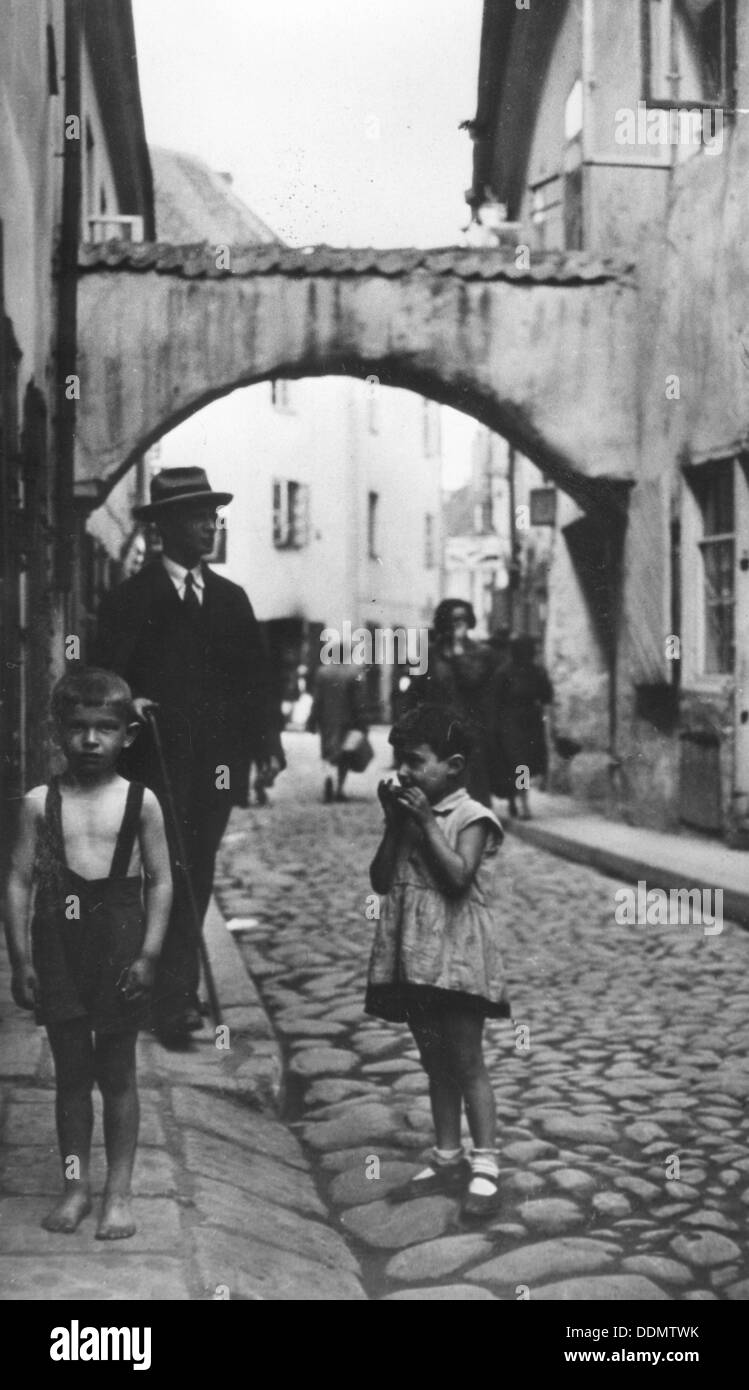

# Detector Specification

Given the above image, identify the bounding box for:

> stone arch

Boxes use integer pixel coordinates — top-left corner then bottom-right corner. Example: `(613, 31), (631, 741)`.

(76, 244), (638, 516)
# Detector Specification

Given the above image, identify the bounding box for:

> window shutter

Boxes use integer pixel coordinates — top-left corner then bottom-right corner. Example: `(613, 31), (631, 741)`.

(272, 480), (284, 546)
(625, 477), (670, 685)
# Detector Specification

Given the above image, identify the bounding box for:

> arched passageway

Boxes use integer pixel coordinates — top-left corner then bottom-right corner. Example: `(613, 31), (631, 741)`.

(76, 243), (638, 518)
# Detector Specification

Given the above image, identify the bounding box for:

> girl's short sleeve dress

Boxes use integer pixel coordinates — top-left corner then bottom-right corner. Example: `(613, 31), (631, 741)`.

(365, 788), (511, 1022)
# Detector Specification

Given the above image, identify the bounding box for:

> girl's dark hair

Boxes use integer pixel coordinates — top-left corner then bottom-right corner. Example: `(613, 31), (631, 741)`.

(51, 667), (136, 725)
(389, 704), (475, 761)
(433, 598), (476, 637)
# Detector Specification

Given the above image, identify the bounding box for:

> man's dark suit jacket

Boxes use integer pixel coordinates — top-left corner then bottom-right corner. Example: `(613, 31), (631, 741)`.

(92, 561), (272, 808)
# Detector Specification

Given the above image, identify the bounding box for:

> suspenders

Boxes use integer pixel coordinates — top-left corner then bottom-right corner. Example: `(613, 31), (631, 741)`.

(48, 778), (145, 879)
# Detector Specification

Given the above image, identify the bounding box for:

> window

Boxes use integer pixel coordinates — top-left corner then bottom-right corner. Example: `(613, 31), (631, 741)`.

(642, 0), (736, 107)
(530, 177), (562, 253)
(87, 214), (144, 244)
(85, 119), (95, 224)
(422, 399), (441, 457)
(272, 479), (309, 549)
(367, 383), (380, 435)
(367, 491), (379, 560)
(563, 78), (583, 250)
(693, 460), (735, 673)
(696, 0), (736, 102)
(1, 310), (22, 576)
(270, 379), (294, 413)
(46, 24), (59, 95)
(424, 514), (436, 569)
(564, 78), (583, 141)
(563, 152), (583, 250)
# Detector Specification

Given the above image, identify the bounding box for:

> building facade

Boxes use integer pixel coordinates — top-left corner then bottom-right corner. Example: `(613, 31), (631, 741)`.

(443, 426), (554, 644)
(150, 372), (444, 721)
(468, 0), (749, 842)
(0, 0), (153, 852)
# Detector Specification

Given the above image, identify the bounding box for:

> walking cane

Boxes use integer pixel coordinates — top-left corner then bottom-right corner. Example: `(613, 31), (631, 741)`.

(144, 708), (223, 1028)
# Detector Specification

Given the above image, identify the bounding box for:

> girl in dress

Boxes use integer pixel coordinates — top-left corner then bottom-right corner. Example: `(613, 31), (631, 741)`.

(365, 704), (509, 1216)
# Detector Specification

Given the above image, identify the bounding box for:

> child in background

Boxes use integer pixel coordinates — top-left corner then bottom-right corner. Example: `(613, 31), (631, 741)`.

(366, 704), (509, 1216)
(4, 668), (172, 1239)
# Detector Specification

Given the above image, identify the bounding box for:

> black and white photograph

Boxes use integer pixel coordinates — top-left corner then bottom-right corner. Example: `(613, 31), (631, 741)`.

(1, 0), (748, 1330)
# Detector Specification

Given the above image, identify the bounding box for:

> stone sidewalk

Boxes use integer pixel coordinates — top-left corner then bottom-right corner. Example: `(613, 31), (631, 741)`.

(504, 791), (749, 927)
(0, 902), (367, 1301)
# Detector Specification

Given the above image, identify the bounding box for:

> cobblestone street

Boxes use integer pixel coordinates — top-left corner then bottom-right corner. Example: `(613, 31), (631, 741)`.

(215, 729), (749, 1301)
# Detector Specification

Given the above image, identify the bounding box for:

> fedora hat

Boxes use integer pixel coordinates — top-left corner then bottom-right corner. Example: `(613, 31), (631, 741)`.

(133, 467), (233, 520)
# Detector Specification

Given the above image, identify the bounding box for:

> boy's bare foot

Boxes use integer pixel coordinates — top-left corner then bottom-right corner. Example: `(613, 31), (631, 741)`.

(96, 1193), (136, 1240)
(42, 1190), (92, 1233)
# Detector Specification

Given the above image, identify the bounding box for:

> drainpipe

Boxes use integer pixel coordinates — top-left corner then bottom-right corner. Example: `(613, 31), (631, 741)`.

(507, 444), (518, 632)
(581, 0), (595, 245)
(55, 0), (82, 591)
(581, 0), (595, 154)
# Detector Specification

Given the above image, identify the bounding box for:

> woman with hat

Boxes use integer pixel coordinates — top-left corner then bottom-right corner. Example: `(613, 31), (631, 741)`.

(92, 468), (280, 1046)
(405, 598), (497, 806)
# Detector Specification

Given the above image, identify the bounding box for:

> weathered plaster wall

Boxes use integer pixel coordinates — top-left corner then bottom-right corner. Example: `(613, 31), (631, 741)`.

(0, 1), (65, 797)
(615, 10), (749, 836)
(76, 257), (639, 521)
(0, 0), (64, 397)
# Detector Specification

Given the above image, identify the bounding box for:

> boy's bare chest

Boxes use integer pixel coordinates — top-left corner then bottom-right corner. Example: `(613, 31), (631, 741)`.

(58, 788), (138, 879)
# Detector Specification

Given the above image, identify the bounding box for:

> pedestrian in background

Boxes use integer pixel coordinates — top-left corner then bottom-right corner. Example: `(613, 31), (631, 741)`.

(487, 624), (511, 674)
(307, 659), (370, 802)
(251, 646), (287, 806)
(491, 634), (553, 819)
(406, 598), (497, 806)
(366, 704), (509, 1217)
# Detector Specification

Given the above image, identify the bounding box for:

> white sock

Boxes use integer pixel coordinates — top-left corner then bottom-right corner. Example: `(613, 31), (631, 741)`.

(468, 1148), (499, 1196)
(412, 1147), (463, 1182)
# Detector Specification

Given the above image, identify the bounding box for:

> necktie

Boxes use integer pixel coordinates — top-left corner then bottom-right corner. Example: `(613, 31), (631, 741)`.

(183, 570), (202, 621)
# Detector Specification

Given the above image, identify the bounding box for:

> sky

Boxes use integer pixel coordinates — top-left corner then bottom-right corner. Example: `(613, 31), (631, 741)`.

(131, 0), (484, 248)
(131, 0), (483, 488)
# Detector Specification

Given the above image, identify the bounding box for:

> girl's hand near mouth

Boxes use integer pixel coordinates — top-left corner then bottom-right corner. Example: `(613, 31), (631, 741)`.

(394, 785), (433, 828)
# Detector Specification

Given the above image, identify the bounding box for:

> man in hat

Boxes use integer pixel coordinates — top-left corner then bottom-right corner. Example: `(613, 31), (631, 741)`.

(92, 467), (280, 1046)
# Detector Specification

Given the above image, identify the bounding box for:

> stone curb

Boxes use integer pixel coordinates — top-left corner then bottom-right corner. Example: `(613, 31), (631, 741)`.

(504, 819), (749, 928)
(202, 896), (280, 1050)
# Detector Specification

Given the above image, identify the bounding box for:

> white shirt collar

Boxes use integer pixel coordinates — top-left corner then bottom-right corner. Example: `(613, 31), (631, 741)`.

(162, 554), (205, 592)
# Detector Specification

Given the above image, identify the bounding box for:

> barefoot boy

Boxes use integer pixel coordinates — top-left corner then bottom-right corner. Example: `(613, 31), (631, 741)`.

(4, 668), (172, 1239)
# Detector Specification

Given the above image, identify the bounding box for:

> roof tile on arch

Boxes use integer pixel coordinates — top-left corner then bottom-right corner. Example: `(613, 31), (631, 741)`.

(77, 241), (634, 285)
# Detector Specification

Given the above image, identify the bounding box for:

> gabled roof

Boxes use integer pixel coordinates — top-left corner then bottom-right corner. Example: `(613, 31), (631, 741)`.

(470, 0), (570, 218)
(150, 147), (280, 246)
(82, 0), (154, 237)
